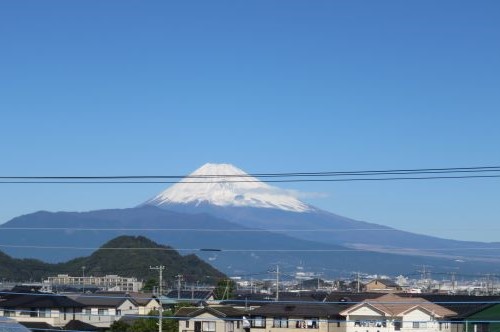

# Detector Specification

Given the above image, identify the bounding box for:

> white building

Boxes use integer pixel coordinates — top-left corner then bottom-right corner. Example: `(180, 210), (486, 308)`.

(340, 294), (456, 332)
(44, 274), (143, 292)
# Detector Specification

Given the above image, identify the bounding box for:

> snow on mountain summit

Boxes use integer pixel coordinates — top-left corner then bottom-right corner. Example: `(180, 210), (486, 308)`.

(144, 163), (312, 212)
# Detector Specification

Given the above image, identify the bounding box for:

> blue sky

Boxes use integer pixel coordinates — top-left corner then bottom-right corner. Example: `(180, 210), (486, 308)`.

(0, 1), (499, 241)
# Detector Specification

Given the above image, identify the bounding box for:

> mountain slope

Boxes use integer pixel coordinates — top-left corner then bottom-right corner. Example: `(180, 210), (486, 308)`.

(0, 235), (226, 282)
(60, 235), (226, 281)
(2, 163), (499, 277)
(144, 164), (500, 262)
(1, 206), (498, 276)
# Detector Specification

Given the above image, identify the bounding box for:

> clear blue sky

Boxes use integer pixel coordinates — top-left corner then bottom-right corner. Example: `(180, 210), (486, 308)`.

(1, 1), (499, 241)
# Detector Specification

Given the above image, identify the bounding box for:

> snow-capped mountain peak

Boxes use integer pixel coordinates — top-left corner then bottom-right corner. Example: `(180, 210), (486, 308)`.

(144, 163), (312, 212)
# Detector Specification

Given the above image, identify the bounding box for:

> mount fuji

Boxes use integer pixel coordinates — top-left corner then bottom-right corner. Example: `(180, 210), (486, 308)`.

(0, 163), (499, 276)
(144, 163), (312, 212)
(143, 163), (500, 264)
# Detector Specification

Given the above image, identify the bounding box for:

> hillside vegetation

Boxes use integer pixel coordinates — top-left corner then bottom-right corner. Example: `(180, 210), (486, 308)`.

(0, 236), (226, 283)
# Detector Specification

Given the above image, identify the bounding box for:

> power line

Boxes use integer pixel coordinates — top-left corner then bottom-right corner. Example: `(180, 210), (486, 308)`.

(0, 166), (499, 184)
(1, 226), (500, 232)
(1, 174), (500, 184)
(0, 244), (499, 253)
(1, 165), (500, 179)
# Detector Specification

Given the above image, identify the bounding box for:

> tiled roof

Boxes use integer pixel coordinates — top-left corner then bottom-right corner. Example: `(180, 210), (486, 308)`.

(250, 302), (344, 317)
(127, 292), (157, 306)
(64, 319), (99, 331)
(399, 294), (500, 318)
(73, 293), (135, 307)
(0, 294), (83, 308)
(366, 279), (400, 288)
(175, 305), (245, 318)
(18, 321), (56, 330)
(324, 292), (385, 305)
(165, 290), (213, 300)
(222, 291), (326, 307)
(342, 294), (456, 318)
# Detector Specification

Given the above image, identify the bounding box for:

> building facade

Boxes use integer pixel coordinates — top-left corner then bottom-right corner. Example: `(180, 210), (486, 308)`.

(44, 274), (143, 292)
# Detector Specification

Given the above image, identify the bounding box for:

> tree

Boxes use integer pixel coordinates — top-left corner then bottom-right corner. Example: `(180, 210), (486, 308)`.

(129, 317), (157, 332)
(214, 279), (235, 300)
(142, 278), (158, 292)
(109, 320), (131, 332)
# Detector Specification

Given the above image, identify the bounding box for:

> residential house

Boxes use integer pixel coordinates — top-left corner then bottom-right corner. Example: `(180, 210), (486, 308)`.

(402, 294), (500, 332)
(364, 280), (402, 293)
(340, 294), (456, 332)
(457, 303), (500, 332)
(166, 290), (215, 303)
(0, 293), (83, 328)
(71, 292), (139, 328)
(128, 292), (161, 315)
(400, 294), (500, 332)
(222, 291), (326, 310)
(248, 302), (345, 332)
(175, 305), (246, 332)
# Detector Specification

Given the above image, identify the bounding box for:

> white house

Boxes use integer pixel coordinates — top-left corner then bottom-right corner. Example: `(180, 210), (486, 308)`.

(340, 294), (456, 332)
(72, 292), (139, 328)
(175, 305), (247, 332)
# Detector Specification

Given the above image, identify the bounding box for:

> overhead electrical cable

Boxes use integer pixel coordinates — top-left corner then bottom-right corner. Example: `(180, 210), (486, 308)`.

(2, 174), (500, 184)
(0, 244), (499, 252)
(1, 165), (500, 179)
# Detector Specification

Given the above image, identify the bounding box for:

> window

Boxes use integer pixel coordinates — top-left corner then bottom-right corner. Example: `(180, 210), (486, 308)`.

(306, 318), (318, 329)
(28, 308), (51, 318)
(226, 321), (234, 332)
(252, 316), (266, 328)
(98, 309), (109, 316)
(394, 321), (401, 331)
(186, 321), (190, 328)
(203, 321), (216, 332)
(4, 310), (15, 317)
(295, 318), (318, 329)
(413, 322), (426, 329)
(38, 308), (51, 318)
(474, 323), (490, 332)
(273, 317), (288, 328)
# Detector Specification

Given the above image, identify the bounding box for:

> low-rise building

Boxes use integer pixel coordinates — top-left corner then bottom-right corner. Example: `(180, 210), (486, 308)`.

(70, 292), (139, 328)
(44, 274), (143, 293)
(340, 294), (456, 332)
(248, 302), (345, 332)
(0, 293), (84, 328)
(175, 305), (246, 332)
(364, 279), (402, 293)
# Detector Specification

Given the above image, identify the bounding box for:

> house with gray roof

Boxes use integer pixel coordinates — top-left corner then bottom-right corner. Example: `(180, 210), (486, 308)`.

(71, 292), (139, 328)
(248, 302), (345, 332)
(0, 293), (83, 328)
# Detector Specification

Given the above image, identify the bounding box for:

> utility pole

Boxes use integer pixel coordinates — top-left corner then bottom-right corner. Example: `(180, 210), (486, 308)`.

(176, 274), (183, 299)
(275, 265), (279, 301)
(357, 272), (360, 293)
(451, 272), (456, 293)
(150, 266), (165, 332)
(81, 266), (86, 294)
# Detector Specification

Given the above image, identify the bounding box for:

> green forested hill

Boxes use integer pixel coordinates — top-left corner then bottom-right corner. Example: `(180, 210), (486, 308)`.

(0, 236), (226, 283)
